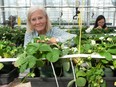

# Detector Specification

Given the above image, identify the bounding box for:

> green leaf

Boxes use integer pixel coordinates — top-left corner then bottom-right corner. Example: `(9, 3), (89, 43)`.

(42, 53), (46, 58)
(39, 35), (46, 40)
(52, 49), (60, 62)
(76, 77), (86, 87)
(62, 48), (70, 55)
(99, 51), (112, 61)
(62, 59), (70, 71)
(39, 44), (52, 52)
(84, 44), (91, 50)
(36, 59), (45, 67)
(107, 49), (116, 55)
(76, 70), (86, 77)
(0, 63), (4, 70)
(46, 49), (60, 62)
(95, 69), (103, 75)
(20, 62), (28, 73)
(101, 59), (108, 64)
(113, 60), (116, 68)
(15, 53), (26, 67)
(104, 52), (112, 61)
(27, 55), (36, 68)
(26, 43), (40, 54)
(46, 52), (52, 62)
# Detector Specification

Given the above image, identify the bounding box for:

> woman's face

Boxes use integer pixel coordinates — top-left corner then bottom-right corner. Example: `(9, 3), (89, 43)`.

(97, 19), (105, 27)
(30, 10), (47, 32)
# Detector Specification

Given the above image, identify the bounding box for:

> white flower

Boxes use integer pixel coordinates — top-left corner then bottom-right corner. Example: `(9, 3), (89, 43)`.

(71, 47), (78, 53)
(61, 44), (69, 49)
(85, 26), (94, 33)
(99, 37), (104, 40)
(114, 82), (116, 86)
(107, 37), (112, 42)
(45, 38), (50, 41)
(91, 40), (96, 45)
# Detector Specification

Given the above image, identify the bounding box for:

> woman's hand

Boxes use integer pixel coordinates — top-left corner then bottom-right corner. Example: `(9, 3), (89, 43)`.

(96, 26), (102, 29)
(104, 27), (108, 30)
(48, 37), (57, 43)
(36, 37), (59, 44)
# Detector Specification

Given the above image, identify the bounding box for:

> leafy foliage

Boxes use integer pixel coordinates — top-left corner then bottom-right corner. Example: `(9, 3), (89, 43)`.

(90, 28), (115, 34)
(71, 34), (116, 87)
(75, 34), (116, 59)
(0, 40), (24, 58)
(15, 35), (61, 73)
(0, 26), (26, 46)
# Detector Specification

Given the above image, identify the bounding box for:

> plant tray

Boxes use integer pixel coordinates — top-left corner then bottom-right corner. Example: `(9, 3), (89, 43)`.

(25, 77), (75, 87)
(0, 68), (19, 85)
(0, 62), (19, 85)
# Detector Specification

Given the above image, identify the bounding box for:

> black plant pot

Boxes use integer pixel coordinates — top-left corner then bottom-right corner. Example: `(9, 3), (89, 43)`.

(0, 62), (19, 85)
(104, 77), (116, 87)
(26, 77), (75, 87)
(18, 76), (116, 87)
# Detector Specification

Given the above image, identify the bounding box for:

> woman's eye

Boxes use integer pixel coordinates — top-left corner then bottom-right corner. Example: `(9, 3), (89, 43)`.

(38, 17), (43, 20)
(32, 18), (36, 21)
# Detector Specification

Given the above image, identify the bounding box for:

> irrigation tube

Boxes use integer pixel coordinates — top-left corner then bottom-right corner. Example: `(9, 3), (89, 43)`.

(50, 62), (59, 87)
(70, 58), (77, 87)
(61, 54), (116, 59)
(1, 54), (116, 62)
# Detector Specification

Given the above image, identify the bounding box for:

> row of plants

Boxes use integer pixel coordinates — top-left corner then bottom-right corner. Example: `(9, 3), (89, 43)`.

(0, 25), (116, 86)
(65, 26), (116, 34)
(69, 34), (116, 87)
(14, 33), (116, 87)
(0, 26), (25, 71)
(0, 40), (24, 58)
(90, 28), (115, 34)
(0, 26), (26, 46)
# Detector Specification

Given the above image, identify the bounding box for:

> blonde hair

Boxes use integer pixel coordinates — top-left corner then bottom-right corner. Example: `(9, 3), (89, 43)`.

(26, 6), (52, 33)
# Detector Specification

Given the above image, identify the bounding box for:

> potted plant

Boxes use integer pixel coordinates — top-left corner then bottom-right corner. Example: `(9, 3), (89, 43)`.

(14, 34), (79, 87)
(14, 35), (62, 86)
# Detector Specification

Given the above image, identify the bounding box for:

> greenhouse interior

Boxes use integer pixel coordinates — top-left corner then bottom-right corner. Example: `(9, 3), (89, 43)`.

(0, 0), (116, 87)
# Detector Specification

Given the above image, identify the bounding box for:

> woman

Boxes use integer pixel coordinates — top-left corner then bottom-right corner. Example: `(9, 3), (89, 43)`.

(85, 15), (107, 33)
(24, 6), (76, 77)
(94, 15), (107, 29)
(24, 6), (76, 47)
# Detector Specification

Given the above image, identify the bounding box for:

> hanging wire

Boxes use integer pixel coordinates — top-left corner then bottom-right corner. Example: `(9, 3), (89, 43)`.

(50, 62), (59, 87)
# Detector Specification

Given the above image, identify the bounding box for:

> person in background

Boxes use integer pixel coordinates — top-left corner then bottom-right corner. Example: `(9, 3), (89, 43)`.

(85, 15), (108, 33)
(24, 6), (76, 77)
(24, 6), (76, 47)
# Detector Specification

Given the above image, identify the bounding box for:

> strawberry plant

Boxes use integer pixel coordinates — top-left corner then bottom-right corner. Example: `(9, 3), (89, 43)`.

(0, 40), (24, 58)
(15, 35), (62, 77)
(68, 34), (116, 87)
